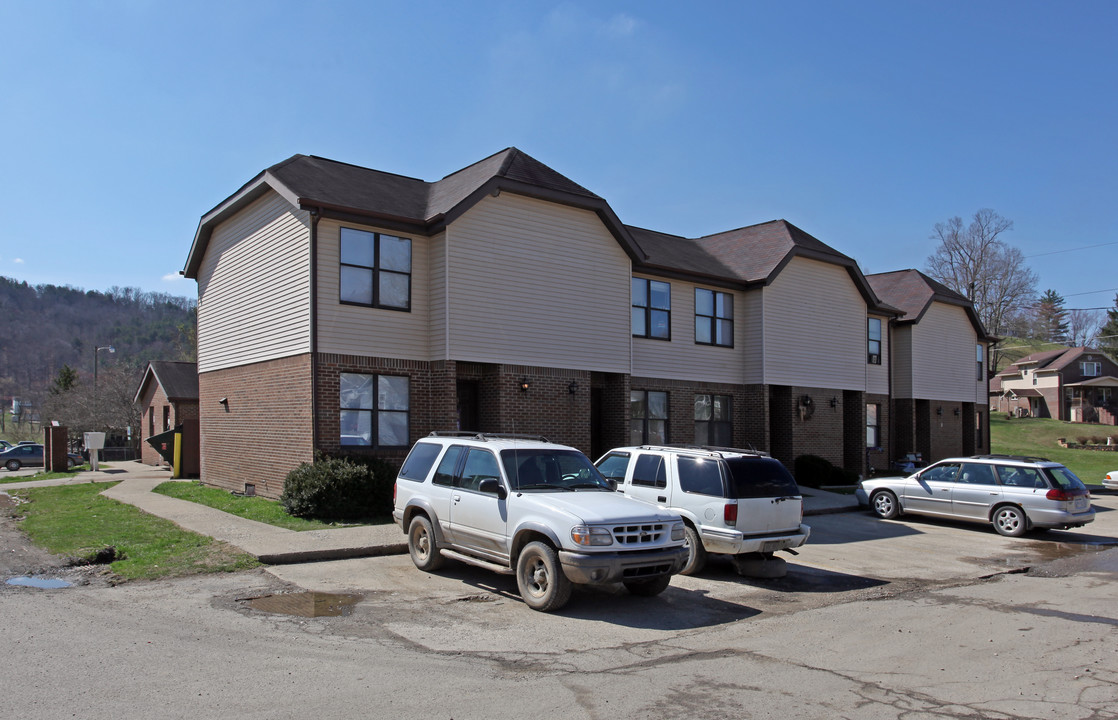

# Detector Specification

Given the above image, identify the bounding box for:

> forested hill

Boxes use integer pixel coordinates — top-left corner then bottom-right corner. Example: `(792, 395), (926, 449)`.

(0, 276), (196, 395)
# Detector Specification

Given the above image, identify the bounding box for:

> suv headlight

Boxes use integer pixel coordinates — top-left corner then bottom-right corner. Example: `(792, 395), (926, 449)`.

(571, 525), (614, 546)
(671, 522), (685, 542)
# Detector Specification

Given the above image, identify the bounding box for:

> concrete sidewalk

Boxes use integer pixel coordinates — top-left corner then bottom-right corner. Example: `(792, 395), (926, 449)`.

(1, 460), (859, 564)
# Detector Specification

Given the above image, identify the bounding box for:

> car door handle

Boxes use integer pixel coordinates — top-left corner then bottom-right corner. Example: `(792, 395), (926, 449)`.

(657, 496), (667, 503)
(452, 494), (461, 502)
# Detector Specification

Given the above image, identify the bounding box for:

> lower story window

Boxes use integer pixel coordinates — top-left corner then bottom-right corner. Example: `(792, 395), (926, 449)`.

(866, 404), (880, 448)
(631, 390), (668, 445)
(695, 394), (732, 446)
(340, 372), (409, 447)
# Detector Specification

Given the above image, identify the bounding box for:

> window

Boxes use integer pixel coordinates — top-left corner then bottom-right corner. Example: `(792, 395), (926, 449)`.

(339, 373), (410, 447)
(632, 277), (671, 339)
(677, 456), (724, 496)
(162, 405), (170, 432)
(866, 404), (880, 448)
(433, 446), (465, 487)
(695, 394), (732, 446)
(958, 463), (996, 485)
(339, 227), (411, 310)
(399, 441), (443, 481)
(867, 318), (882, 364)
(695, 288), (733, 346)
(1082, 361), (1102, 377)
(632, 453), (666, 488)
(631, 390), (668, 444)
(148, 408), (155, 437)
(976, 344), (984, 381)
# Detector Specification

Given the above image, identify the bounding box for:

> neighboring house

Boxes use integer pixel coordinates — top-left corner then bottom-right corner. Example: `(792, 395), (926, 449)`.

(866, 270), (993, 468)
(134, 361), (200, 474)
(183, 148), (988, 498)
(993, 347), (1118, 425)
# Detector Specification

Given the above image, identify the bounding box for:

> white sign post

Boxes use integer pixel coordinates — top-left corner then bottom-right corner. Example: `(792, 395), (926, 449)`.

(84, 432), (106, 472)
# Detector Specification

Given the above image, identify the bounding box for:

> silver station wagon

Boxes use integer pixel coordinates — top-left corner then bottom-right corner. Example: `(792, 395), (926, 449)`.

(857, 454), (1095, 537)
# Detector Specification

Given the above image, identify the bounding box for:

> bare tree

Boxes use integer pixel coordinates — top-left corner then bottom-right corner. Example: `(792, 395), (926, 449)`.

(925, 209), (1038, 370)
(1066, 308), (1103, 348)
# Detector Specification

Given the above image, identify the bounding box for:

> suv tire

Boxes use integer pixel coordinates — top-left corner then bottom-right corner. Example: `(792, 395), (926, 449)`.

(516, 541), (572, 612)
(407, 515), (445, 572)
(624, 574), (671, 597)
(680, 524), (707, 576)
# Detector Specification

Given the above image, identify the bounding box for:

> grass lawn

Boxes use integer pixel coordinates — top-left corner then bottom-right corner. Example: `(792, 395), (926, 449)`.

(0, 465), (91, 484)
(11, 482), (260, 580)
(152, 481), (383, 530)
(989, 414), (1116, 485)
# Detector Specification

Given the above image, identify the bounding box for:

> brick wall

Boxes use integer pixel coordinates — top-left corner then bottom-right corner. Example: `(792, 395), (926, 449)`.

(199, 355), (314, 498)
(139, 383), (170, 466)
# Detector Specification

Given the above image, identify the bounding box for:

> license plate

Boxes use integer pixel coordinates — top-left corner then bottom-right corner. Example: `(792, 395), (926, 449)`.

(760, 540), (785, 553)
(1074, 497), (1089, 512)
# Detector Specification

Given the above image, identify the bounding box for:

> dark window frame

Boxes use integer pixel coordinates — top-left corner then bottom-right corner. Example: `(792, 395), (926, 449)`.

(866, 403), (881, 449)
(694, 288), (734, 347)
(339, 371), (411, 449)
(868, 317), (882, 365)
(339, 226), (413, 312)
(631, 390), (669, 444)
(632, 277), (671, 340)
(695, 393), (732, 446)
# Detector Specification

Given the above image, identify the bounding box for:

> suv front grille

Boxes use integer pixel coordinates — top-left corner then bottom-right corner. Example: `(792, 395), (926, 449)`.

(611, 523), (667, 545)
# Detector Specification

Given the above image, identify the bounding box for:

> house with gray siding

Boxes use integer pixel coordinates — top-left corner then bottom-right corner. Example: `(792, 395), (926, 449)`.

(183, 149), (989, 497)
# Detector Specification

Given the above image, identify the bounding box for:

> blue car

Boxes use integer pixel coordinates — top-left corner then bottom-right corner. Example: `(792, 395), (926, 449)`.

(0, 443), (83, 471)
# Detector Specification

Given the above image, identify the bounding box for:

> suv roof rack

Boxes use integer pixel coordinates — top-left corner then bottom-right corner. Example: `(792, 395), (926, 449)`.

(636, 443), (770, 458)
(970, 453), (1053, 464)
(427, 431), (551, 443)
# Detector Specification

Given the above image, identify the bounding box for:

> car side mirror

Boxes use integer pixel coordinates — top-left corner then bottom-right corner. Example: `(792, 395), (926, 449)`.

(479, 477), (507, 499)
(606, 477), (618, 492)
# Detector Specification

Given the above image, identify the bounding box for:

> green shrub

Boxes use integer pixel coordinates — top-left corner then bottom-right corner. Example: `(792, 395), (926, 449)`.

(280, 454), (397, 520)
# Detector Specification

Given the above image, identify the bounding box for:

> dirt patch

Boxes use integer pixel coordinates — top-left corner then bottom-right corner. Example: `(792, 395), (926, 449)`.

(0, 492), (114, 587)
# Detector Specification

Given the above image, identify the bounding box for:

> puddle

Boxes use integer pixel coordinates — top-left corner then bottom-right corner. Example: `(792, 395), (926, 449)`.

(244, 592), (361, 617)
(6, 576), (72, 589)
(1022, 540), (1118, 563)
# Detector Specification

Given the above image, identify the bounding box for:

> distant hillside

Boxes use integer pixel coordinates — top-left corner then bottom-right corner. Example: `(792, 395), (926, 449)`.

(0, 276), (196, 401)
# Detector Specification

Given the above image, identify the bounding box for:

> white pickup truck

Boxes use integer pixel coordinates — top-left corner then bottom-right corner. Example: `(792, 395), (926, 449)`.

(393, 432), (688, 612)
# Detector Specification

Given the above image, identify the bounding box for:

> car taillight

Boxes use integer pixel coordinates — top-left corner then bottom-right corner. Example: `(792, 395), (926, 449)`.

(1046, 488), (1082, 502)
(393, 483), (397, 506)
(724, 503), (738, 525)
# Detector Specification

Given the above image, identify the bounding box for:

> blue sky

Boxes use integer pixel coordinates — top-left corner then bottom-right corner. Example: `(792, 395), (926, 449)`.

(1, 1), (1115, 312)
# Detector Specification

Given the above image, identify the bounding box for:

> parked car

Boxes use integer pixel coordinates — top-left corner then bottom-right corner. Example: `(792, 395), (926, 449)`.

(393, 432), (688, 612)
(0, 443), (83, 471)
(857, 454), (1095, 537)
(1104, 471), (1118, 490)
(595, 445), (810, 577)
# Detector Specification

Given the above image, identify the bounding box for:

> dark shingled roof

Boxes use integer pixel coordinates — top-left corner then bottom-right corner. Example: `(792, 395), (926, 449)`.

(133, 361), (199, 405)
(866, 269), (990, 339)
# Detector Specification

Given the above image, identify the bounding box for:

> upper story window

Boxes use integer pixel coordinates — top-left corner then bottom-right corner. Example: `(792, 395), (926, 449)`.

(867, 318), (882, 364)
(1082, 361), (1102, 377)
(695, 289), (733, 347)
(976, 344), (984, 381)
(340, 227), (411, 310)
(632, 278), (671, 340)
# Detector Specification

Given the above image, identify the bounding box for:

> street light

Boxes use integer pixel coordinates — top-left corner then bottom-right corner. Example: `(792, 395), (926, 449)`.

(94, 345), (115, 387)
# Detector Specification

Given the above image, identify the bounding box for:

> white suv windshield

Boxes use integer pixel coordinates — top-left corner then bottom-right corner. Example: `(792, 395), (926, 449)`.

(501, 449), (611, 492)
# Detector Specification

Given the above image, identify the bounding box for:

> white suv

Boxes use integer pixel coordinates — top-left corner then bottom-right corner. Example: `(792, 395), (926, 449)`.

(596, 445), (811, 577)
(393, 432), (688, 612)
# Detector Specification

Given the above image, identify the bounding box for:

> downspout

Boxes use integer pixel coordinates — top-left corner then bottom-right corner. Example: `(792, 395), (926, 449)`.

(309, 208), (320, 454)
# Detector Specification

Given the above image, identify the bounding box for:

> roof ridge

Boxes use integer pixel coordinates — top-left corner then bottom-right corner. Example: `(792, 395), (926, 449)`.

(304, 154), (428, 184)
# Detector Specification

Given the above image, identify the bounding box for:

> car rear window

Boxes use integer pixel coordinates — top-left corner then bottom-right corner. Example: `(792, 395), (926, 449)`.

(1044, 466), (1088, 491)
(399, 442), (443, 481)
(723, 457), (800, 498)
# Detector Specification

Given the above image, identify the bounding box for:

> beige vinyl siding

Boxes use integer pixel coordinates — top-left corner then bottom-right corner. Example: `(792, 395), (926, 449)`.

(892, 325), (914, 397)
(761, 257), (867, 389)
(444, 193), (630, 371)
(316, 220), (431, 359)
(429, 231), (448, 358)
(196, 192), (311, 373)
(740, 290), (764, 384)
(909, 303), (979, 401)
(632, 279), (749, 384)
(867, 312), (890, 395)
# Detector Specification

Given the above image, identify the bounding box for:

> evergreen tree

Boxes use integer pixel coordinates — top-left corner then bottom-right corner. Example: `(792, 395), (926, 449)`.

(1099, 293), (1118, 356)
(1034, 289), (1069, 345)
(49, 365), (79, 395)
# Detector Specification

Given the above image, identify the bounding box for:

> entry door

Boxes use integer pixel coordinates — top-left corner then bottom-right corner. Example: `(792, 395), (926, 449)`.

(456, 381), (479, 431)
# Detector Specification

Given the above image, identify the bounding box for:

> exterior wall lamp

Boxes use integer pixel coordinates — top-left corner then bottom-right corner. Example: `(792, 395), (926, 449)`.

(954, 407), (961, 416)
(830, 396), (838, 408)
(936, 406), (943, 416)
(519, 379), (530, 392)
(568, 380), (579, 395)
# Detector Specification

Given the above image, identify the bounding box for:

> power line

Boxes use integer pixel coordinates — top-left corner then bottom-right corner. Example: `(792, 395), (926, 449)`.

(1025, 241), (1118, 258)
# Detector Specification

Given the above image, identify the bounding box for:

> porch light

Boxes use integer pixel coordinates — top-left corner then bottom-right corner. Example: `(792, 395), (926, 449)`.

(519, 379), (530, 392)
(936, 406), (943, 416)
(568, 380), (579, 395)
(954, 407), (961, 416)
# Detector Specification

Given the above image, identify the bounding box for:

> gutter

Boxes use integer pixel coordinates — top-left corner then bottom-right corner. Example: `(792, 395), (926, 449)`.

(309, 208), (320, 454)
